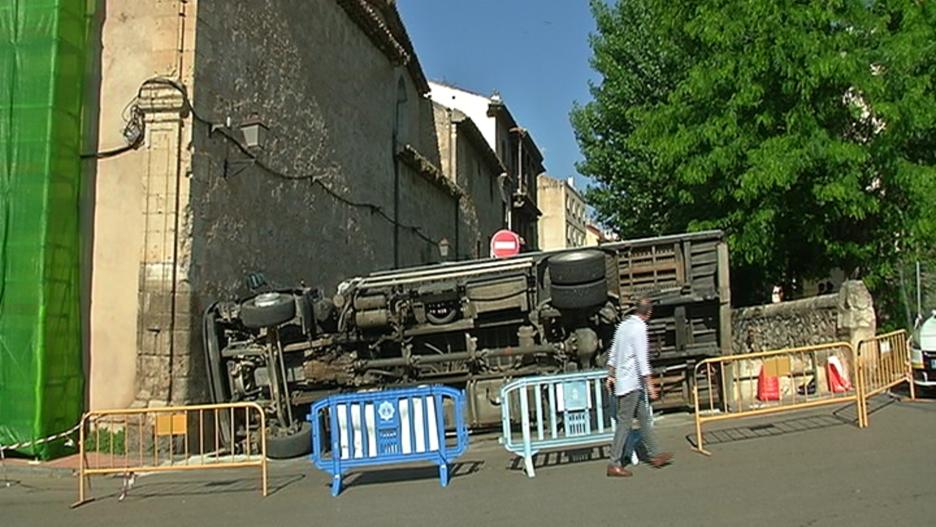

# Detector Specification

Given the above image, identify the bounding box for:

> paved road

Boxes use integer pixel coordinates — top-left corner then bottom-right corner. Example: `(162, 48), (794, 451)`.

(2, 397), (934, 527)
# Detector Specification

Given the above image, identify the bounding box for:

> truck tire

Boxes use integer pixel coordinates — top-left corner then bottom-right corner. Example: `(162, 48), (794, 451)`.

(548, 250), (606, 285)
(240, 293), (296, 329)
(550, 279), (609, 310)
(203, 308), (233, 445)
(203, 309), (229, 404)
(265, 422), (312, 459)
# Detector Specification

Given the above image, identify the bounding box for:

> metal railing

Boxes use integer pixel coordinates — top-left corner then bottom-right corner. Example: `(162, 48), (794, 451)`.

(308, 385), (468, 496)
(693, 342), (862, 455)
(73, 402), (267, 507)
(499, 370), (615, 478)
(857, 330), (915, 425)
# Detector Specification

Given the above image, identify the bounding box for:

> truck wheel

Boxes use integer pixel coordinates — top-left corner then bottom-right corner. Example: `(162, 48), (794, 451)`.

(550, 279), (609, 310)
(548, 250), (606, 285)
(203, 309), (230, 404)
(265, 422), (311, 459)
(240, 293), (296, 329)
(203, 308), (233, 444)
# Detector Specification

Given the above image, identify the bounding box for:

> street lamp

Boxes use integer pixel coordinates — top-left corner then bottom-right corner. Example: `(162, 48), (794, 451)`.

(438, 237), (450, 261)
(211, 117), (269, 178)
(239, 118), (269, 151)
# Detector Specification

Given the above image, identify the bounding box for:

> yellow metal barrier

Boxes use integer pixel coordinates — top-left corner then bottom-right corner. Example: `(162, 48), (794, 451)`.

(856, 330), (916, 426)
(72, 402), (268, 507)
(693, 342), (863, 455)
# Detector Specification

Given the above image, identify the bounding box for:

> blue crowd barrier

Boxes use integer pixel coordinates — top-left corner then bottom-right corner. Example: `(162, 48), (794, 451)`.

(500, 370), (616, 477)
(308, 385), (469, 496)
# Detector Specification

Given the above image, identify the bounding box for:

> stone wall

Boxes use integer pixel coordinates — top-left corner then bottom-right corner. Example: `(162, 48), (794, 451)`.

(396, 156), (459, 267)
(178, 0), (457, 405)
(89, 0), (462, 409)
(456, 129), (506, 258)
(433, 103), (506, 260)
(190, 0), (451, 299)
(732, 280), (876, 355)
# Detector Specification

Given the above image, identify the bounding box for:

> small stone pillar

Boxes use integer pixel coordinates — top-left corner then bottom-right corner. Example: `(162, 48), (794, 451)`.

(836, 280), (876, 376)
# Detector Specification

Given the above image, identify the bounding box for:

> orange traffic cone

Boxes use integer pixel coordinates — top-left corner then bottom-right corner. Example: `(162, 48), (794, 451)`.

(757, 365), (780, 401)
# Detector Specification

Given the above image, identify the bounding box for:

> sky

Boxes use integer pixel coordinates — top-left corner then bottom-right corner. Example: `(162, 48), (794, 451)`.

(397, 0), (599, 191)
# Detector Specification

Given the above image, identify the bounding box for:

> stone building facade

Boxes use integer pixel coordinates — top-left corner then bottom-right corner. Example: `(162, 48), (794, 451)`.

(429, 81), (544, 251)
(536, 174), (588, 250)
(86, 0), (460, 409)
(433, 103), (507, 259)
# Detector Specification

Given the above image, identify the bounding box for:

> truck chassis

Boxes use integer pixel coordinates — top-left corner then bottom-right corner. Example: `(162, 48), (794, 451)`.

(203, 231), (731, 457)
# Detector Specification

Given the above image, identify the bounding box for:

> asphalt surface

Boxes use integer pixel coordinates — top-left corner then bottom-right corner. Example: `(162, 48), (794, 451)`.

(2, 396), (934, 527)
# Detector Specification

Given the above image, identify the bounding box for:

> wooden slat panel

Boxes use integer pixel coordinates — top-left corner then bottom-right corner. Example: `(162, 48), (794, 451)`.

(689, 241), (719, 254)
(691, 252), (719, 265)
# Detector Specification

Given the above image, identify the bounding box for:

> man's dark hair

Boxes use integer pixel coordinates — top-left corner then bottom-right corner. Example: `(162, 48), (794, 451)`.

(635, 298), (653, 317)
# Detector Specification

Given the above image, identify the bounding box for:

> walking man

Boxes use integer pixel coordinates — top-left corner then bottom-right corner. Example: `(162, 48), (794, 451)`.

(606, 299), (673, 477)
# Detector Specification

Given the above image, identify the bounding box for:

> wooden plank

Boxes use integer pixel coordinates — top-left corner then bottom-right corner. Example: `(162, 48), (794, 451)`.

(691, 252), (719, 265)
(620, 263), (678, 275)
(621, 277), (679, 287)
(682, 241), (692, 286)
(717, 241), (732, 356)
(693, 263), (718, 276)
(689, 241), (719, 254)
(623, 250), (677, 261)
(674, 306), (687, 352)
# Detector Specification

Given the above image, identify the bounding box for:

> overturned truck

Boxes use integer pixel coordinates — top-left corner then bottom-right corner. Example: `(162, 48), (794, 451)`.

(204, 230), (731, 457)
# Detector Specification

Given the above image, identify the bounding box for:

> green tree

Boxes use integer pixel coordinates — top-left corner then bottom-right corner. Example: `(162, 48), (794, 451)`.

(573, 0), (936, 317)
(571, 0), (686, 237)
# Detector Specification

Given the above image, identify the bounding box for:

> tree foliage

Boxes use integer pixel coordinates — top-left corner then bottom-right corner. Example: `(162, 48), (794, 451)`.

(573, 0), (936, 314)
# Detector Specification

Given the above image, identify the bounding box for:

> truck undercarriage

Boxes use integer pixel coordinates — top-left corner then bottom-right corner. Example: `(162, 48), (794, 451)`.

(203, 230), (731, 457)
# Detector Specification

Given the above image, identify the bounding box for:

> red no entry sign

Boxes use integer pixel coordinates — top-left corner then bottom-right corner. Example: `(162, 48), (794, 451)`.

(490, 229), (521, 259)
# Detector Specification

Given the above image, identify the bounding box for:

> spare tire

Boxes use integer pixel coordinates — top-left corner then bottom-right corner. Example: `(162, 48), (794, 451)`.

(548, 250), (606, 285)
(240, 293), (296, 329)
(550, 279), (609, 310)
(265, 422), (312, 459)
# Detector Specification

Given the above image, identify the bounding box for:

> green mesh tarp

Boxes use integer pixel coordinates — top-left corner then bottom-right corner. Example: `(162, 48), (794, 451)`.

(0, 0), (89, 458)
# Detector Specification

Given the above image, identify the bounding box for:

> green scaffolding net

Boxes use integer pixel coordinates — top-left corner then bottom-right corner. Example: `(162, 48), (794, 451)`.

(0, 0), (90, 458)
